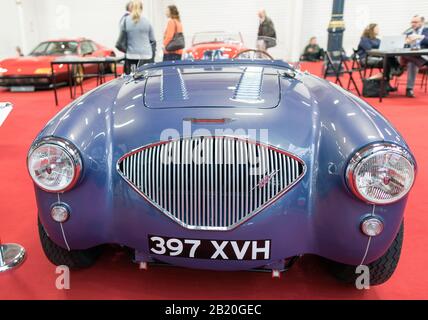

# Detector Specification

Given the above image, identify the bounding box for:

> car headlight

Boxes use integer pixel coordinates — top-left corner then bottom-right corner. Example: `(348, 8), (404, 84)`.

(27, 137), (82, 193)
(0, 67), (8, 73)
(346, 143), (416, 205)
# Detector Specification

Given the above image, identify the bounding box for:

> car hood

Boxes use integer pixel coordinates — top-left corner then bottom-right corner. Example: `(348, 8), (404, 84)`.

(40, 62), (406, 171)
(143, 65), (281, 109)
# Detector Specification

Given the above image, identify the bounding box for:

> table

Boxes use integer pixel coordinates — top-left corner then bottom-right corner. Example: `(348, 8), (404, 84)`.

(367, 49), (428, 102)
(50, 56), (124, 106)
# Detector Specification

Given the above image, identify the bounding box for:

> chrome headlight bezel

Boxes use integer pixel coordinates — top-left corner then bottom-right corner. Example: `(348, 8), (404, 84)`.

(346, 143), (416, 205)
(27, 137), (82, 193)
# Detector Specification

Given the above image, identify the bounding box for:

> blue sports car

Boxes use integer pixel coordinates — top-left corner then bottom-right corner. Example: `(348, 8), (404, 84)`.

(27, 59), (416, 285)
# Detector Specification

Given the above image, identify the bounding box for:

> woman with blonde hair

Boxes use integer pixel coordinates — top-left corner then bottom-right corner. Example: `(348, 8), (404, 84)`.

(120, 0), (156, 74)
(163, 5), (184, 61)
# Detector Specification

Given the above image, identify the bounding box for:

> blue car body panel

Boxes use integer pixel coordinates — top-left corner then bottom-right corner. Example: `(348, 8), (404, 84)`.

(33, 60), (414, 270)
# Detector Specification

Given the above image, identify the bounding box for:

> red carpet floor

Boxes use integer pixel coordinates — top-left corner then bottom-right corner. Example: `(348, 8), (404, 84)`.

(0, 64), (427, 299)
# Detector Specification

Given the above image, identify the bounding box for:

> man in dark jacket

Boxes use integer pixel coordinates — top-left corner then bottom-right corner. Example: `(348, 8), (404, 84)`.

(401, 15), (428, 97)
(257, 9), (277, 51)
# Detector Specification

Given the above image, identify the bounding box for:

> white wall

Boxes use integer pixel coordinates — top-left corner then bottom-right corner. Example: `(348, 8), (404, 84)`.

(0, 0), (21, 59)
(0, 0), (160, 59)
(1, 0), (428, 61)
(164, 0), (296, 60)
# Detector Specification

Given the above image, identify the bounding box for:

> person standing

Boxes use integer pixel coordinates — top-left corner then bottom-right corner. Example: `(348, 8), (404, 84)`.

(163, 5), (183, 61)
(257, 9), (277, 51)
(120, 0), (156, 74)
(401, 15), (428, 97)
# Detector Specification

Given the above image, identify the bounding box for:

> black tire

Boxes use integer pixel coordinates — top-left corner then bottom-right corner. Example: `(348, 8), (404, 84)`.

(38, 218), (102, 269)
(107, 63), (116, 74)
(329, 222), (404, 286)
(107, 52), (117, 74)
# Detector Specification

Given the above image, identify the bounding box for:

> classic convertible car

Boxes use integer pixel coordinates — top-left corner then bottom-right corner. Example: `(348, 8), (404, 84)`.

(0, 38), (115, 90)
(183, 31), (246, 60)
(28, 59), (416, 285)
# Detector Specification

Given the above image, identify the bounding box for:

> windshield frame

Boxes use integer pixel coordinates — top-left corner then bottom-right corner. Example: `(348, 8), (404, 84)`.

(192, 32), (244, 46)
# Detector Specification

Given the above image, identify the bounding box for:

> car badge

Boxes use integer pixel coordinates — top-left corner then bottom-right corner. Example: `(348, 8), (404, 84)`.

(252, 169), (280, 190)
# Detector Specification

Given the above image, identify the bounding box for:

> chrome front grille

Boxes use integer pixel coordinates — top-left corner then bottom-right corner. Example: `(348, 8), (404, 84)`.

(118, 137), (305, 230)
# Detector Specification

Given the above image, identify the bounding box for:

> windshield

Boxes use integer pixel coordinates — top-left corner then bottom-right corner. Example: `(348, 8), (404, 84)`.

(30, 41), (79, 56)
(192, 32), (243, 45)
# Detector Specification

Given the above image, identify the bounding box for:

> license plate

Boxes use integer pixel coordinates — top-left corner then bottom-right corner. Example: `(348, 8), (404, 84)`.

(148, 235), (271, 260)
(10, 86), (35, 92)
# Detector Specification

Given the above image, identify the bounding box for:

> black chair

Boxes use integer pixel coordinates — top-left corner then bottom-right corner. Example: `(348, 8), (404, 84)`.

(361, 54), (382, 79)
(324, 50), (361, 96)
(394, 65), (428, 93)
(348, 49), (365, 88)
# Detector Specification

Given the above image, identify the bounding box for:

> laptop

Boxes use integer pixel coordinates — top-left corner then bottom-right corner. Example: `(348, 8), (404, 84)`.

(379, 36), (406, 51)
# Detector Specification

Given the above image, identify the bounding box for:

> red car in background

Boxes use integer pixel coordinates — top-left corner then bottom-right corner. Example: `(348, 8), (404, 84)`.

(0, 38), (115, 90)
(183, 31), (246, 60)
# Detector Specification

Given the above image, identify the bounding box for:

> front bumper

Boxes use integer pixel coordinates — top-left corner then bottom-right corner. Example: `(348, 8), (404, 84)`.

(0, 72), (70, 89)
(35, 169), (407, 271)
(0, 75), (52, 88)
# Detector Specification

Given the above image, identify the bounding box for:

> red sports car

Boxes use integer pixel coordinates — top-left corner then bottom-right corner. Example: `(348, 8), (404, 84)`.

(0, 38), (115, 90)
(183, 31), (246, 60)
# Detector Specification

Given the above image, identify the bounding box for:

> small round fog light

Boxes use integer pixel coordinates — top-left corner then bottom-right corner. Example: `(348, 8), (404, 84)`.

(51, 205), (70, 223)
(361, 217), (384, 236)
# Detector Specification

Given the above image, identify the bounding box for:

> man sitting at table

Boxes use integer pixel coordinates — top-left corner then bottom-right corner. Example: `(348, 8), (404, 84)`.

(401, 15), (428, 98)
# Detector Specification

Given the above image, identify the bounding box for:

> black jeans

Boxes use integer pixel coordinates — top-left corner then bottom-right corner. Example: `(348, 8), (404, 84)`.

(124, 58), (153, 74)
(163, 53), (182, 61)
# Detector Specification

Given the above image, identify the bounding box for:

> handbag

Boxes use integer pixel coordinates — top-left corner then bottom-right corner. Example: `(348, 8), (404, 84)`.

(116, 17), (128, 53)
(165, 20), (185, 52)
(362, 79), (388, 98)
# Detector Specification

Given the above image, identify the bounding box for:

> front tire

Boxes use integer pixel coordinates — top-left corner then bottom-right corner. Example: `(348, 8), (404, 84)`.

(329, 222), (404, 286)
(38, 218), (101, 269)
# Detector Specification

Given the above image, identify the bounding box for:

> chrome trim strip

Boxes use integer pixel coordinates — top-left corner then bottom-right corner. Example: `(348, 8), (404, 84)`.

(184, 139), (189, 224)
(60, 222), (71, 251)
